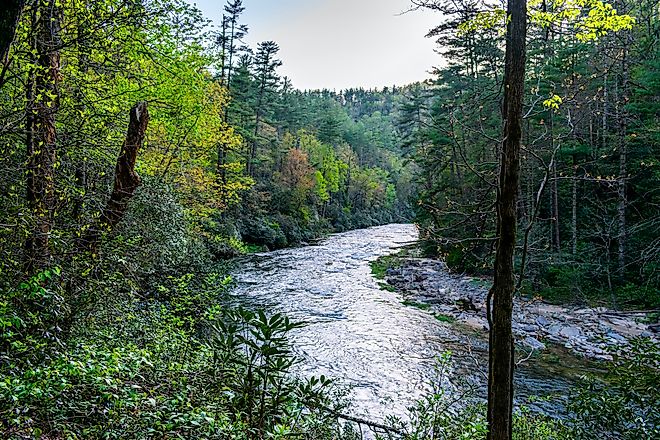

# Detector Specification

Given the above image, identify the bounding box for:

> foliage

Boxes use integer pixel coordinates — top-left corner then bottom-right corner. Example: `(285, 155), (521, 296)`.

(0, 269), (356, 439)
(408, 0), (659, 308)
(568, 337), (660, 439)
(370, 255), (402, 280)
(374, 353), (569, 440)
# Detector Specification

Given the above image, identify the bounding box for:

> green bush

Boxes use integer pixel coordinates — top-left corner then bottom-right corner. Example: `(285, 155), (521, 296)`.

(0, 269), (356, 439)
(568, 337), (660, 440)
(376, 353), (568, 440)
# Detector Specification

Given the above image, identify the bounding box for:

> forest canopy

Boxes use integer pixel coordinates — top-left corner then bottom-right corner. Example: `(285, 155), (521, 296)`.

(0, 0), (658, 438)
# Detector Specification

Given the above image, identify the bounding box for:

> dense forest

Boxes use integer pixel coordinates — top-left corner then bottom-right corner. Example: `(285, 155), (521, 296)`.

(0, 0), (658, 439)
(407, 0), (659, 309)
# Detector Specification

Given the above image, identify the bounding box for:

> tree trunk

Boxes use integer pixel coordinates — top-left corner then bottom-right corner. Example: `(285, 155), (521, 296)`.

(217, 143), (227, 183)
(571, 156), (578, 255)
(487, 0), (526, 439)
(550, 113), (561, 253)
(617, 40), (630, 281)
(0, 0), (24, 86)
(81, 102), (149, 253)
(602, 72), (608, 152)
(248, 88), (265, 177)
(25, 1), (61, 274)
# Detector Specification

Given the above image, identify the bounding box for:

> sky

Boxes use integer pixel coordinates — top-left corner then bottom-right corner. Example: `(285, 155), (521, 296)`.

(187, 0), (442, 91)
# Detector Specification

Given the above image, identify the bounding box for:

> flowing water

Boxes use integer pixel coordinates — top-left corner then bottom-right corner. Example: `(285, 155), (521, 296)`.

(230, 224), (573, 421)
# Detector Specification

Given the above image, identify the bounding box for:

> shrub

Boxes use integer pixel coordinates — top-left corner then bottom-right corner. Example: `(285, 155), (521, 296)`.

(568, 337), (660, 440)
(0, 269), (357, 440)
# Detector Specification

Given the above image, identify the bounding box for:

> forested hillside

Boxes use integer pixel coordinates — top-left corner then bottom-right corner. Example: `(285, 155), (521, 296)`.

(1, 0), (658, 439)
(0, 0), (413, 277)
(0, 0), (415, 437)
(405, 0), (659, 308)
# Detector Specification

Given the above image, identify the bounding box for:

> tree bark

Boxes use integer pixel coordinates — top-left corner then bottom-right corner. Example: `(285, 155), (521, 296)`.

(0, 0), (24, 87)
(487, 0), (526, 439)
(25, 0), (61, 274)
(550, 113), (561, 253)
(81, 102), (149, 253)
(571, 157), (578, 255)
(617, 39), (630, 281)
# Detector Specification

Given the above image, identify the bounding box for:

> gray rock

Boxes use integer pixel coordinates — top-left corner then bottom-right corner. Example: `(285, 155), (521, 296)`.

(607, 331), (626, 342)
(548, 324), (563, 336)
(560, 326), (581, 338)
(521, 324), (539, 333)
(523, 336), (546, 351)
(536, 316), (550, 326)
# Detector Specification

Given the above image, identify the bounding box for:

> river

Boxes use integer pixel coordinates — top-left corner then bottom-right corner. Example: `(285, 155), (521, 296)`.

(230, 224), (572, 421)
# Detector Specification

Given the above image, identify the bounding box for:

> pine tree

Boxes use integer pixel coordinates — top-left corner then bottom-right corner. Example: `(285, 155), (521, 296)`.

(247, 41), (282, 177)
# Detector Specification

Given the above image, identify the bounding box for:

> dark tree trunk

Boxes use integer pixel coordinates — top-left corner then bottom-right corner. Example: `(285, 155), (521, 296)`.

(487, 0), (527, 439)
(571, 155), (578, 255)
(25, 1), (61, 274)
(550, 113), (561, 253)
(217, 143), (227, 183)
(617, 39), (630, 282)
(81, 102), (149, 253)
(0, 0), (24, 86)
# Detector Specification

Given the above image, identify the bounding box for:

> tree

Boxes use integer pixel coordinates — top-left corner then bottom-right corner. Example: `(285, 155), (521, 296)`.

(219, 0), (248, 89)
(409, 0), (635, 438)
(216, 0), (248, 180)
(486, 0), (526, 438)
(247, 40), (282, 177)
(80, 102), (149, 253)
(0, 0), (24, 87)
(25, 0), (62, 273)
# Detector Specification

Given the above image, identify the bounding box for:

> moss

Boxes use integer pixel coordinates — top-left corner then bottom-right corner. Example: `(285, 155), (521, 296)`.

(369, 254), (400, 279)
(434, 313), (456, 323)
(402, 300), (431, 310)
(369, 244), (423, 280)
(377, 281), (397, 292)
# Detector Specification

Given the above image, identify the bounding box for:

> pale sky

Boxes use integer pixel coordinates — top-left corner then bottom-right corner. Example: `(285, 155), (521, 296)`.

(188, 0), (442, 90)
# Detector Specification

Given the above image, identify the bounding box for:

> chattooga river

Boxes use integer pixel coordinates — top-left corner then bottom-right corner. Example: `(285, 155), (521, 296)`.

(230, 224), (578, 421)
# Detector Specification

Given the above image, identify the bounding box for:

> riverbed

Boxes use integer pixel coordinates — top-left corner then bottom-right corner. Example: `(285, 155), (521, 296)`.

(230, 224), (575, 421)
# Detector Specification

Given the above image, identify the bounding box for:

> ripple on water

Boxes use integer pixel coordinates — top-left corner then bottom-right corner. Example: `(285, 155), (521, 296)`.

(230, 224), (570, 421)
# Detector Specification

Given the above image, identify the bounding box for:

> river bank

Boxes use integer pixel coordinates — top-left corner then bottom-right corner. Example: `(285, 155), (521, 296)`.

(378, 254), (659, 361)
(229, 224), (596, 420)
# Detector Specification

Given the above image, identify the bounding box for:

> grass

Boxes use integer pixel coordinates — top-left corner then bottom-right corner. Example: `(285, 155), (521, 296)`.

(378, 281), (397, 292)
(434, 313), (456, 323)
(402, 300), (431, 310)
(369, 244), (421, 280)
(369, 254), (401, 279)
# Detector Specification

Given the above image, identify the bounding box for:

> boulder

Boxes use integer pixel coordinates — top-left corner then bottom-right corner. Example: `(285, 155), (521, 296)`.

(523, 336), (546, 351)
(559, 326), (581, 338)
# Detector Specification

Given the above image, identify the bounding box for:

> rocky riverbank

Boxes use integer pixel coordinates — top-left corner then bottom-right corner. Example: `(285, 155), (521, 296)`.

(382, 257), (659, 361)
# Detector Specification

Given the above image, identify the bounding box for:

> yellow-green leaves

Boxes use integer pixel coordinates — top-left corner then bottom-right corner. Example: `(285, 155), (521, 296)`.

(543, 94), (563, 111)
(460, 0), (635, 42)
(573, 1), (635, 41)
(458, 9), (507, 35)
(529, 0), (635, 41)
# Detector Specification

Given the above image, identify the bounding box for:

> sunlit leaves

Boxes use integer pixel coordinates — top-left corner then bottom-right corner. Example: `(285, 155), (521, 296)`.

(457, 0), (635, 42)
(458, 9), (507, 35)
(543, 94), (563, 111)
(573, 1), (635, 41)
